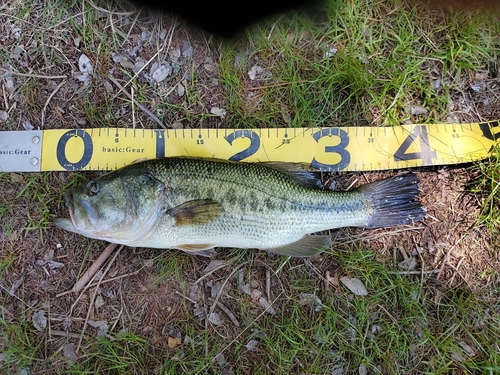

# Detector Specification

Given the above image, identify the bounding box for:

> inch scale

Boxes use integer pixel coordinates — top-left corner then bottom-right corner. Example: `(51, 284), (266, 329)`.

(1, 120), (499, 172)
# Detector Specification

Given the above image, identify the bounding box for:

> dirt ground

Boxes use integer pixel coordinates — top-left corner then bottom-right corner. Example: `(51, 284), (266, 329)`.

(0, 0), (499, 372)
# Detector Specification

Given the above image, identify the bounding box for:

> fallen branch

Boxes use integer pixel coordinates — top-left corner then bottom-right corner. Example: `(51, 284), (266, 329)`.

(77, 245), (123, 352)
(56, 270), (139, 298)
(50, 330), (86, 339)
(0, 67), (67, 79)
(41, 79), (66, 128)
(72, 243), (119, 293)
(209, 298), (240, 328)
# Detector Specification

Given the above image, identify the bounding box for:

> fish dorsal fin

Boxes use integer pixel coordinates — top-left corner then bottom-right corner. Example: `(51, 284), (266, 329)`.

(259, 162), (323, 189)
(176, 244), (216, 257)
(167, 199), (221, 226)
(265, 235), (331, 257)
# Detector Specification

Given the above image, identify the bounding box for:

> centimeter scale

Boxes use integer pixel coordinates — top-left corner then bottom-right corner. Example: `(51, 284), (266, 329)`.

(1, 120), (499, 172)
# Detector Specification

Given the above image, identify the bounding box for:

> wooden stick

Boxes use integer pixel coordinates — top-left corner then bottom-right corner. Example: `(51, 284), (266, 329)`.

(209, 298), (240, 328)
(41, 79), (66, 128)
(77, 245), (123, 352)
(0, 67), (67, 79)
(50, 330), (86, 339)
(56, 270), (139, 298)
(72, 243), (119, 293)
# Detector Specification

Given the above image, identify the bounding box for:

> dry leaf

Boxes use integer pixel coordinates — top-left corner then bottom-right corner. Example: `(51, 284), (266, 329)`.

(259, 297), (276, 315)
(299, 293), (322, 312)
(152, 65), (172, 83)
(203, 259), (225, 274)
(78, 54), (93, 75)
(340, 277), (368, 296)
(210, 107), (226, 119)
(245, 339), (259, 351)
(63, 343), (78, 362)
(94, 294), (105, 309)
(177, 83), (185, 97)
(32, 310), (47, 331)
(167, 336), (182, 348)
(248, 65), (263, 80)
(10, 173), (23, 183)
(208, 312), (223, 326)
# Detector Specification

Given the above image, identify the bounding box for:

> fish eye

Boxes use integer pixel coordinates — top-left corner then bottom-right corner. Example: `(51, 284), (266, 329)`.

(87, 182), (100, 196)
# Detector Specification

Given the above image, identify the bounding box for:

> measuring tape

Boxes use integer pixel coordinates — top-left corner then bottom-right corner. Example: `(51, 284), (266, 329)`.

(1, 120), (499, 172)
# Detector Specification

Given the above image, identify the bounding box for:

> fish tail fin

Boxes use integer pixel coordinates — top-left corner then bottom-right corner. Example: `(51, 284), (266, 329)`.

(360, 173), (425, 228)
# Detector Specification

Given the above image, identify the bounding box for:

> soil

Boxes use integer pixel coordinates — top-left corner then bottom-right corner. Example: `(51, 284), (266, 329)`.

(0, 0), (499, 372)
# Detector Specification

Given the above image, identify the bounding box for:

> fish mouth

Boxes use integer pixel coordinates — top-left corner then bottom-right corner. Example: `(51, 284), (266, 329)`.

(65, 189), (76, 223)
(53, 217), (77, 232)
(54, 189), (82, 233)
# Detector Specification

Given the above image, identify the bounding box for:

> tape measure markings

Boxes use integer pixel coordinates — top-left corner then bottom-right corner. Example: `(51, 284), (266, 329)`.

(1, 121), (499, 172)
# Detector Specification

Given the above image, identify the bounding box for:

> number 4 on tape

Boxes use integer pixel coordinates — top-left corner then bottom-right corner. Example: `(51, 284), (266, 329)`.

(394, 125), (437, 165)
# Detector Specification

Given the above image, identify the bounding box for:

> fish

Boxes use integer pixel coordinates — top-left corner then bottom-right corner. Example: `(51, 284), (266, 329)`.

(54, 157), (425, 257)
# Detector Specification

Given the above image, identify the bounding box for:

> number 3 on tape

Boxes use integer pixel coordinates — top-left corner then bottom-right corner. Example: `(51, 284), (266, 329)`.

(393, 125), (437, 165)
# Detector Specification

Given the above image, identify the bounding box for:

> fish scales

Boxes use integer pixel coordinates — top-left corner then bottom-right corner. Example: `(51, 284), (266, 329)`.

(54, 157), (425, 257)
(143, 158), (369, 249)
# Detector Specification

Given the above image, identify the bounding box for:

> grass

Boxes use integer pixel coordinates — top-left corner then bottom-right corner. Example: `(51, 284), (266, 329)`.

(1, 0), (500, 374)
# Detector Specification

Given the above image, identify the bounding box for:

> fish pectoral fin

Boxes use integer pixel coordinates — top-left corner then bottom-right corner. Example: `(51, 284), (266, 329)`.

(265, 235), (331, 257)
(167, 199), (221, 226)
(176, 244), (216, 257)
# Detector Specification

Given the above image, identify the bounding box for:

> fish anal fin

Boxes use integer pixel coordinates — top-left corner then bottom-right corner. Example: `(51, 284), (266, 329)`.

(167, 199), (221, 226)
(265, 235), (331, 257)
(176, 244), (216, 257)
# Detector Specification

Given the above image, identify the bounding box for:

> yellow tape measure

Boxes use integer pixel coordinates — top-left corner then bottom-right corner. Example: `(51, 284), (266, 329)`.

(1, 120), (499, 172)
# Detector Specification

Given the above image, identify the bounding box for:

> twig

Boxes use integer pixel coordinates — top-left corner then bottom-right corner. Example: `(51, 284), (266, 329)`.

(206, 292), (284, 367)
(266, 268), (271, 300)
(194, 262), (229, 285)
(0, 304), (14, 317)
(388, 269), (441, 275)
(247, 80), (310, 91)
(377, 303), (398, 324)
(41, 79), (66, 128)
(111, 50), (161, 101)
(209, 298), (240, 328)
(131, 85), (136, 129)
(72, 243), (119, 293)
(436, 233), (467, 281)
(56, 269), (139, 298)
(108, 76), (166, 129)
(50, 330), (86, 339)
(0, 67), (67, 79)
(77, 245), (123, 352)
(175, 290), (197, 304)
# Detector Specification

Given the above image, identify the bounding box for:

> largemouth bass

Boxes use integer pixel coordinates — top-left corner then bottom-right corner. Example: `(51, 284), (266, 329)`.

(54, 157), (424, 257)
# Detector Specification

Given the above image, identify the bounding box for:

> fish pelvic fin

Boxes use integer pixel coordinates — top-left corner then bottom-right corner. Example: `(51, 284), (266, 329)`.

(361, 173), (425, 228)
(167, 199), (221, 226)
(265, 235), (331, 257)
